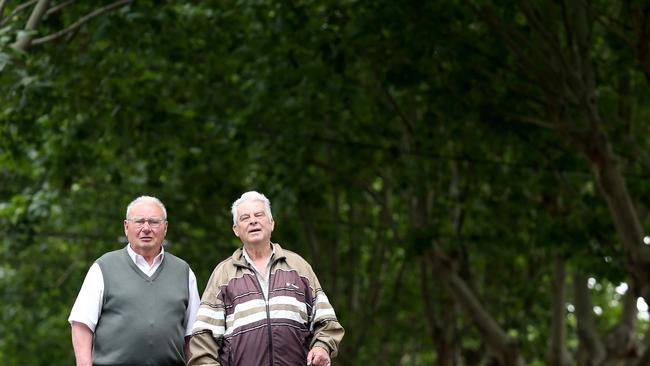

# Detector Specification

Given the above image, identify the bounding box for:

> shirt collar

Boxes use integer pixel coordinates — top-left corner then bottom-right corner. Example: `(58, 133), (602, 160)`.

(242, 243), (275, 265)
(126, 244), (164, 266)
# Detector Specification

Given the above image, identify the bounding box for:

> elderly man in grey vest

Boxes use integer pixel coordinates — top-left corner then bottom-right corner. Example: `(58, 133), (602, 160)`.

(69, 196), (201, 366)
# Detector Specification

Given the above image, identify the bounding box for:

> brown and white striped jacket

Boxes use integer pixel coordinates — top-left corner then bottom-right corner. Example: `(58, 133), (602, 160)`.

(189, 243), (344, 366)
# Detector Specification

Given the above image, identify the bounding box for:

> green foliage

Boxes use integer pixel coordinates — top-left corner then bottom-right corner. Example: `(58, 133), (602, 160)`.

(2, 0), (650, 365)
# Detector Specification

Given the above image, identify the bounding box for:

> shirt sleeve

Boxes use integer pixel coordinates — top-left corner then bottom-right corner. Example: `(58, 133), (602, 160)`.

(184, 268), (201, 336)
(68, 263), (104, 332)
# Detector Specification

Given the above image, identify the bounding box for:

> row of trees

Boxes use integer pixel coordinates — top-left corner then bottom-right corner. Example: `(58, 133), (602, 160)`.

(2, 1), (650, 365)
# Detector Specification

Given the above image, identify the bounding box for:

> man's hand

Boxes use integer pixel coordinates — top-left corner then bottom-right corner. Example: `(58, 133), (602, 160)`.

(307, 345), (330, 366)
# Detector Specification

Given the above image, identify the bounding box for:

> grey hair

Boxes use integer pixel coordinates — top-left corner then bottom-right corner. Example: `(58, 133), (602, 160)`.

(126, 196), (167, 219)
(231, 191), (273, 225)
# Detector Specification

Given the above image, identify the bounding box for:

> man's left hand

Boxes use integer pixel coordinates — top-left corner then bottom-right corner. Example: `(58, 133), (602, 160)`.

(307, 346), (330, 366)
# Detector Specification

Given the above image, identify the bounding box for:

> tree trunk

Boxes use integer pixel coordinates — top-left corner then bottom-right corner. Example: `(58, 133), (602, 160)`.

(421, 255), (456, 366)
(577, 123), (650, 304)
(574, 273), (606, 366)
(547, 255), (571, 366)
(631, 4), (650, 85)
(432, 250), (523, 366)
(602, 284), (638, 365)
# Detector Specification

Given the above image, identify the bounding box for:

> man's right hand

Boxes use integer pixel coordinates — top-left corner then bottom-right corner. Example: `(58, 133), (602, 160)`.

(307, 346), (331, 366)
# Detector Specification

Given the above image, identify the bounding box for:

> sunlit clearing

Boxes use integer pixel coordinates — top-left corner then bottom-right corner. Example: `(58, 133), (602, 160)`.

(593, 306), (603, 316)
(615, 282), (628, 295)
(644, 236), (650, 245)
(638, 298), (650, 321)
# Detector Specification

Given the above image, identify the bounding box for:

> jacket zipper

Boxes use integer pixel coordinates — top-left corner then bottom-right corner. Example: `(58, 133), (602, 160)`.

(265, 287), (274, 366)
(250, 260), (276, 366)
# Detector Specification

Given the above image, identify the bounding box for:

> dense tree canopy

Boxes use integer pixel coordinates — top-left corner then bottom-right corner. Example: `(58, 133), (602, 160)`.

(2, 1), (650, 365)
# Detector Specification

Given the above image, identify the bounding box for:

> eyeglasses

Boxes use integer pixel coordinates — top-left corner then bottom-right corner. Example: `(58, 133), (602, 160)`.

(127, 217), (166, 228)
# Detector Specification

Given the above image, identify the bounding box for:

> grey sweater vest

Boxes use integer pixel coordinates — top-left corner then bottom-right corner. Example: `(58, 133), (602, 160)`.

(93, 248), (189, 366)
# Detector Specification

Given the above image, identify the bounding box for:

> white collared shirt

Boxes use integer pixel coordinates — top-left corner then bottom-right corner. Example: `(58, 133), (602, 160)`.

(68, 245), (200, 335)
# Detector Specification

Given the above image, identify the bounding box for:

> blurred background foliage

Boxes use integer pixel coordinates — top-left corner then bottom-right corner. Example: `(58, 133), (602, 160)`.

(2, 1), (650, 365)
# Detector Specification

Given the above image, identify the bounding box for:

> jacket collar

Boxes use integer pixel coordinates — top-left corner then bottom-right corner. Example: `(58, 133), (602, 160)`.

(232, 242), (286, 268)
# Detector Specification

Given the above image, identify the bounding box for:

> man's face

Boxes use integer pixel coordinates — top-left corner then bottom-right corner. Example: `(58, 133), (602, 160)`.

(233, 200), (274, 246)
(124, 202), (168, 255)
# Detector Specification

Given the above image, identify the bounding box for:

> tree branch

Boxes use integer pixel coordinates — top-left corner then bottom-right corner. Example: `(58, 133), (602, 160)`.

(571, 0), (597, 100)
(0, 0), (9, 23)
(11, 0), (49, 51)
(580, 0), (635, 48)
(0, 0), (38, 27)
(504, 113), (556, 129)
(379, 81), (415, 142)
(520, 0), (576, 86)
(482, 4), (572, 99)
(44, 0), (75, 18)
(30, 0), (133, 47)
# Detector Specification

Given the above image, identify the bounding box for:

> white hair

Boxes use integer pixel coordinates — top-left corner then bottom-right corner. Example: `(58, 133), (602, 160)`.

(126, 196), (167, 219)
(231, 191), (273, 225)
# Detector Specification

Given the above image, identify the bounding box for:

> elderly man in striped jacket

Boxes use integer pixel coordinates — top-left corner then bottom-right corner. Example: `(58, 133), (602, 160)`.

(189, 191), (344, 366)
